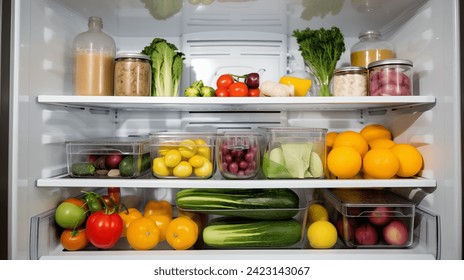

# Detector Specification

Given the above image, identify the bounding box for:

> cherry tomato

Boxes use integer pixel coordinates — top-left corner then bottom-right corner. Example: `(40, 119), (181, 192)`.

(86, 210), (123, 249)
(166, 216), (199, 250)
(229, 82), (248, 97)
(54, 198), (88, 229)
(248, 88), (260, 97)
(216, 74), (234, 89)
(215, 87), (229, 97)
(108, 187), (121, 206)
(126, 217), (160, 250)
(119, 207), (143, 237)
(60, 228), (89, 251)
(144, 200), (173, 219)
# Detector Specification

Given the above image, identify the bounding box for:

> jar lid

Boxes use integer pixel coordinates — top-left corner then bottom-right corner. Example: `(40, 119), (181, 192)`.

(359, 30), (381, 38)
(334, 66), (367, 75)
(368, 59), (413, 68)
(116, 52), (150, 61)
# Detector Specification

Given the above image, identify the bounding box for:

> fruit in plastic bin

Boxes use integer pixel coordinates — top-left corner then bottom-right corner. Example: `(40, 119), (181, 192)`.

(368, 206), (393, 226)
(327, 146), (362, 179)
(354, 223), (378, 245)
(152, 157), (171, 177)
(173, 161), (193, 178)
(194, 138), (211, 160)
(383, 220), (409, 245)
(336, 218), (355, 241)
(360, 124), (392, 143)
(158, 142), (176, 156)
(307, 220), (338, 249)
(308, 204), (329, 225)
(362, 148), (399, 179)
(194, 160), (213, 178)
(178, 139), (197, 159)
(332, 130), (368, 157)
(106, 154), (123, 169)
(164, 149), (182, 168)
(390, 144), (423, 177)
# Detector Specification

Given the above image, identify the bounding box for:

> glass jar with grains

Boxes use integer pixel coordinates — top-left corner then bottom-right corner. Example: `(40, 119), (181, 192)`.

(350, 30), (395, 68)
(332, 66), (367, 97)
(114, 53), (152, 96)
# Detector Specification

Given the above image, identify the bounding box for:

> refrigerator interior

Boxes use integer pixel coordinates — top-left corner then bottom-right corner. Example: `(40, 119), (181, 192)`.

(7, 0), (461, 259)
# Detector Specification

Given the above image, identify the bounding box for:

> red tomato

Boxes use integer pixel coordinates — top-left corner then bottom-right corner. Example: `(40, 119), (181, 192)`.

(248, 88), (260, 97)
(216, 74), (234, 89)
(86, 210), (123, 249)
(215, 87), (229, 97)
(229, 82), (248, 97)
(60, 228), (89, 251)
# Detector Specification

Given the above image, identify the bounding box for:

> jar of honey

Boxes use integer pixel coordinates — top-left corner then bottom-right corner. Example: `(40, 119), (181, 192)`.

(350, 30), (395, 68)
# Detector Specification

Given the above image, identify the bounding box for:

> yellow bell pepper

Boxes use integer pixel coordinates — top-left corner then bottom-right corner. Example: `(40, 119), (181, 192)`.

(279, 76), (312, 97)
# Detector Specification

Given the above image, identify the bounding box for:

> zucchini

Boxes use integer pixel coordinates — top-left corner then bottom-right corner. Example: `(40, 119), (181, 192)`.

(71, 162), (95, 176)
(202, 217), (302, 248)
(175, 188), (300, 220)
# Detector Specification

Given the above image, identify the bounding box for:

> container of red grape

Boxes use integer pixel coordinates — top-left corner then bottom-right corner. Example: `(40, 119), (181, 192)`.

(217, 133), (261, 179)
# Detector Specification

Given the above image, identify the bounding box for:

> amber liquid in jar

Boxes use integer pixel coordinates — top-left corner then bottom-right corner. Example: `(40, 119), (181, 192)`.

(351, 49), (395, 69)
(350, 30), (395, 68)
(74, 51), (115, 96)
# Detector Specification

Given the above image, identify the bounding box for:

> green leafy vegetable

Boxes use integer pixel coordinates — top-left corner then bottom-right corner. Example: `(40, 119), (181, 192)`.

(140, 0), (183, 20)
(142, 38), (185, 96)
(293, 26), (345, 96)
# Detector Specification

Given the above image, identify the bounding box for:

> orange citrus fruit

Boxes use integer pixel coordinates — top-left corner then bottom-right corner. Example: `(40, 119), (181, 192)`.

(390, 144), (423, 177)
(327, 146), (362, 179)
(326, 131), (338, 148)
(332, 130), (369, 157)
(362, 148), (400, 179)
(360, 124), (392, 143)
(368, 138), (396, 149)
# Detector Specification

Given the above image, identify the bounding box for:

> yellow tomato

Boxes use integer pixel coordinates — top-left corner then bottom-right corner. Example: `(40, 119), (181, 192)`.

(119, 207), (143, 237)
(144, 200), (173, 219)
(166, 217), (199, 250)
(178, 209), (205, 232)
(147, 214), (172, 242)
(152, 157), (171, 177)
(126, 217), (160, 250)
(173, 161), (193, 178)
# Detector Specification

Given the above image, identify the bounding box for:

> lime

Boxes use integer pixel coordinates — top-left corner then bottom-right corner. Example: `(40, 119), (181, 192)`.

(307, 220), (338, 249)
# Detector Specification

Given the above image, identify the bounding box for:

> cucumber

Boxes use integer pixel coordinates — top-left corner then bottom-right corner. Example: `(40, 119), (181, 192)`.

(175, 188), (300, 220)
(203, 217), (302, 248)
(71, 162), (96, 176)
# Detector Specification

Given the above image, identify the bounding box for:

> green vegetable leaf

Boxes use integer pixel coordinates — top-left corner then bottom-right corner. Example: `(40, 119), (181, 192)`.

(281, 143), (313, 179)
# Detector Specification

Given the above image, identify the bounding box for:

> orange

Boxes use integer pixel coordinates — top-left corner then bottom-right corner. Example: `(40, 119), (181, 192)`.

(390, 144), (423, 177)
(147, 214), (172, 242)
(326, 131), (338, 148)
(360, 124), (392, 143)
(327, 146), (362, 179)
(166, 216), (199, 250)
(362, 148), (400, 179)
(368, 138), (396, 149)
(332, 130), (369, 157)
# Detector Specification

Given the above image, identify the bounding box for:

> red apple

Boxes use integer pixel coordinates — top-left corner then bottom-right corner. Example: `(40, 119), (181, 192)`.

(368, 206), (393, 226)
(383, 220), (409, 245)
(337, 218), (355, 240)
(355, 223), (378, 245)
(105, 154), (123, 169)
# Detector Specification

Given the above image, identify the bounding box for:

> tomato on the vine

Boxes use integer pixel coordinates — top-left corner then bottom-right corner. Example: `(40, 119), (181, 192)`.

(60, 228), (89, 251)
(216, 74), (234, 89)
(215, 87), (229, 97)
(55, 198), (88, 229)
(229, 82), (248, 97)
(248, 88), (260, 97)
(86, 210), (123, 249)
(126, 217), (160, 250)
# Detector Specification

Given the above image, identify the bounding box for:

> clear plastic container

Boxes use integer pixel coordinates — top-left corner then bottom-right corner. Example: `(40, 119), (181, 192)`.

(66, 137), (151, 178)
(73, 16), (116, 96)
(368, 59), (413, 96)
(217, 133), (261, 179)
(260, 127), (327, 179)
(332, 66), (368, 96)
(114, 52), (152, 96)
(350, 30), (395, 68)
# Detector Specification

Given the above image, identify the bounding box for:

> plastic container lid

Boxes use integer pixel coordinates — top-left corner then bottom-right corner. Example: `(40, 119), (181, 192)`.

(368, 58), (413, 69)
(116, 52), (151, 61)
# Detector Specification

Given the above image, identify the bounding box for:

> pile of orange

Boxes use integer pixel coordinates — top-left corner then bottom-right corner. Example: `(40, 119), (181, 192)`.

(326, 124), (423, 179)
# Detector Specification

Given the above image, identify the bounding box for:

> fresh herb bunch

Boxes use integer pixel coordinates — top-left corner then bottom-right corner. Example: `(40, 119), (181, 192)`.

(293, 26), (345, 96)
(142, 38), (185, 96)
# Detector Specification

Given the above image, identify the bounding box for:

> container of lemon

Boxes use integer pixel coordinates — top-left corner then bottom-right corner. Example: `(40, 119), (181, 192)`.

(149, 132), (217, 179)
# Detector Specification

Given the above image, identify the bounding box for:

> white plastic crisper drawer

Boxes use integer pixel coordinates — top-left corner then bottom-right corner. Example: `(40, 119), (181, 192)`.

(181, 31), (287, 91)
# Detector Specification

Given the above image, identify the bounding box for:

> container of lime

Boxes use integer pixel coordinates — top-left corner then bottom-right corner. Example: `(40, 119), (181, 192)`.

(260, 127), (327, 179)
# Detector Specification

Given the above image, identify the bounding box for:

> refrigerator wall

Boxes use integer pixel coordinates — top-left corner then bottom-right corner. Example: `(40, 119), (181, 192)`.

(5, 0), (462, 259)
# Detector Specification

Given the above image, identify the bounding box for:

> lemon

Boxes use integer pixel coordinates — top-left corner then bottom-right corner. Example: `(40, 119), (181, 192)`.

(307, 220), (338, 249)
(164, 149), (182, 168)
(158, 141), (177, 156)
(178, 139), (197, 159)
(152, 157), (171, 177)
(173, 161), (193, 178)
(188, 155), (207, 168)
(308, 204), (329, 225)
(194, 138), (211, 160)
(194, 160), (213, 178)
